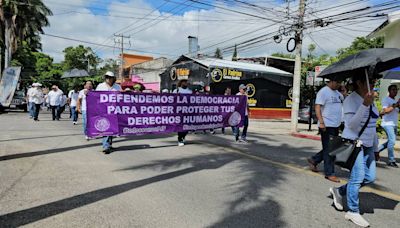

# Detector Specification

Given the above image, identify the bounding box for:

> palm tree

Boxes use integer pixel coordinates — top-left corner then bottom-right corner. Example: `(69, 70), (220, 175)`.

(0, 0), (52, 72)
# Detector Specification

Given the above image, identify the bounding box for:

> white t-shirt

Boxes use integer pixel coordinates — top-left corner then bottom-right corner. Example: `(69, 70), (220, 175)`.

(31, 88), (43, 104)
(96, 82), (121, 91)
(27, 87), (35, 102)
(173, 87), (192, 94)
(236, 92), (249, 116)
(342, 92), (378, 147)
(381, 96), (399, 126)
(315, 86), (343, 127)
(68, 90), (79, 107)
(46, 90), (63, 106)
(78, 89), (88, 111)
(60, 95), (67, 106)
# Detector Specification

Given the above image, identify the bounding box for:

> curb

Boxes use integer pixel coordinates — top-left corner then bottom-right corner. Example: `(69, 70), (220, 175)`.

(291, 133), (400, 152)
(290, 133), (320, 141)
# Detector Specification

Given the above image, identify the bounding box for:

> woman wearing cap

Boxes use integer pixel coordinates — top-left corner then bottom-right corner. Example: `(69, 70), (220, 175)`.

(234, 84), (249, 142)
(96, 71), (122, 154)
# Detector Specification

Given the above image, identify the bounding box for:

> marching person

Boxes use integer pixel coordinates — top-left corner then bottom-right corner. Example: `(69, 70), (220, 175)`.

(222, 86), (232, 135)
(96, 71), (121, 154)
(233, 84), (249, 143)
(330, 75), (378, 227)
(46, 85), (63, 121)
(77, 81), (93, 140)
(173, 79), (192, 146)
(59, 93), (68, 119)
(68, 85), (80, 125)
(26, 83), (36, 119)
(31, 83), (44, 121)
(377, 85), (399, 167)
(307, 79), (343, 182)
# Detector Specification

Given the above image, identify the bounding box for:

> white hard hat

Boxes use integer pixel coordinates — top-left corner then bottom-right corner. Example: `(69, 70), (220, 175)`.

(104, 71), (115, 77)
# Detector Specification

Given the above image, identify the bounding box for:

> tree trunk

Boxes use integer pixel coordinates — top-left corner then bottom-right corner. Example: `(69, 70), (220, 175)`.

(4, 18), (12, 69)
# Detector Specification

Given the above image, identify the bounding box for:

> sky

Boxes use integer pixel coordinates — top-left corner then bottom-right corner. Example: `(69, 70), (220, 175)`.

(40, 0), (397, 63)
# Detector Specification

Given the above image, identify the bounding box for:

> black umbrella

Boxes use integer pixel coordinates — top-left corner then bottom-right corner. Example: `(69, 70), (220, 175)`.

(318, 48), (400, 82)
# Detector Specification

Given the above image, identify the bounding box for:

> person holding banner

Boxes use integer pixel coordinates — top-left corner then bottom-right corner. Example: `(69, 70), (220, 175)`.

(233, 84), (249, 143)
(77, 81), (93, 140)
(96, 71), (121, 154)
(173, 79), (192, 146)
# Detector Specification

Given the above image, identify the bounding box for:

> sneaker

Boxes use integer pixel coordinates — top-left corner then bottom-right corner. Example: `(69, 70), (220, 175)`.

(387, 162), (399, 168)
(240, 138), (248, 143)
(330, 187), (343, 211)
(178, 142), (184, 147)
(29, 116), (33, 119)
(345, 212), (370, 227)
(85, 136), (90, 141)
(73, 122), (77, 125)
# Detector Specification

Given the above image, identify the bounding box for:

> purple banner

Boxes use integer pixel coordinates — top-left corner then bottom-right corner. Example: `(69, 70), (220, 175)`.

(86, 91), (247, 137)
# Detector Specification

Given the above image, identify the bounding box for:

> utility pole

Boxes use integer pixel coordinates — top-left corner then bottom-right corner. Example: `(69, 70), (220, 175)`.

(290, 0), (306, 133)
(114, 34), (131, 80)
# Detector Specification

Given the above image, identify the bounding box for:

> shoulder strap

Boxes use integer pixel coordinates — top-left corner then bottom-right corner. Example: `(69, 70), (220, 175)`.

(358, 105), (372, 138)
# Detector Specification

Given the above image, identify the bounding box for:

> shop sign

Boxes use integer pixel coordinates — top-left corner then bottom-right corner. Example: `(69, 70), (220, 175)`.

(211, 68), (243, 82)
(170, 67), (190, 80)
(246, 83), (256, 97)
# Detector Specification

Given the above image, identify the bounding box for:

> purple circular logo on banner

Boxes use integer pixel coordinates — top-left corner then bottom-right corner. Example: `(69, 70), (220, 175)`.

(228, 111), (242, 126)
(95, 117), (111, 132)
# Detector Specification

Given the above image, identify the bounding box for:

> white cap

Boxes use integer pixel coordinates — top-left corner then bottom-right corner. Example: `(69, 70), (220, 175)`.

(36, 83), (42, 87)
(104, 71), (115, 77)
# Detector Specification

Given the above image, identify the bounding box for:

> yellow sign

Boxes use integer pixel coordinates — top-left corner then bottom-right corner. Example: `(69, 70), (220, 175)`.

(211, 68), (243, 82)
(176, 68), (190, 76)
(286, 99), (292, 108)
(248, 98), (257, 107)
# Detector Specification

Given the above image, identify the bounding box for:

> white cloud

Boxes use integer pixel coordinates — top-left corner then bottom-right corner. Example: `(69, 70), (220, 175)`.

(40, 0), (388, 63)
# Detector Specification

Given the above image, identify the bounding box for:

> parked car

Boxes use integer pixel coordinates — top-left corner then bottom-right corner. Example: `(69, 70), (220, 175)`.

(298, 105), (317, 124)
(7, 90), (28, 112)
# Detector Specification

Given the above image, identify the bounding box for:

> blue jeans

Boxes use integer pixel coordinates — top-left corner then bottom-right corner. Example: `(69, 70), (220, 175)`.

(338, 146), (376, 213)
(311, 127), (339, 176)
(82, 111), (87, 135)
(102, 136), (113, 149)
(28, 102), (35, 117)
(50, 105), (60, 120)
(378, 125), (397, 162)
(71, 106), (78, 122)
(234, 115), (249, 140)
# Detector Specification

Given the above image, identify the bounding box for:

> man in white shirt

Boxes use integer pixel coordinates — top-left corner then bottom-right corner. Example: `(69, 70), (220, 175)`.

(46, 85), (63, 121)
(31, 83), (44, 121)
(307, 79), (343, 182)
(68, 86), (80, 125)
(378, 85), (399, 168)
(96, 71), (121, 154)
(77, 81), (93, 140)
(27, 84), (36, 118)
(234, 84), (249, 143)
(173, 79), (192, 146)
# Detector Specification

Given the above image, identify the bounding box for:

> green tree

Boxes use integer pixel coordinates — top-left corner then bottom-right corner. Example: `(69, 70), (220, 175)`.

(0, 0), (52, 71)
(62, 45), (100, 71)
(232, 44), (238, 61)
(214, 48), (223, 59)
(336, 37), (384, 60)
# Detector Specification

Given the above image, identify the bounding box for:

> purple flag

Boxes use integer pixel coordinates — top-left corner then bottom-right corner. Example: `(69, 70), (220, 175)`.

(86, 91), (247, 137)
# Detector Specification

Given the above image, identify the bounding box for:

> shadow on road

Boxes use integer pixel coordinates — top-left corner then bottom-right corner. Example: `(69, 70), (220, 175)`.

(0, 134), (82, 143)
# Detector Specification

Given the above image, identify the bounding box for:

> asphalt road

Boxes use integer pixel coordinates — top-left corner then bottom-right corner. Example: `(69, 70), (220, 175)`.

(0, 111), (399, 227)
